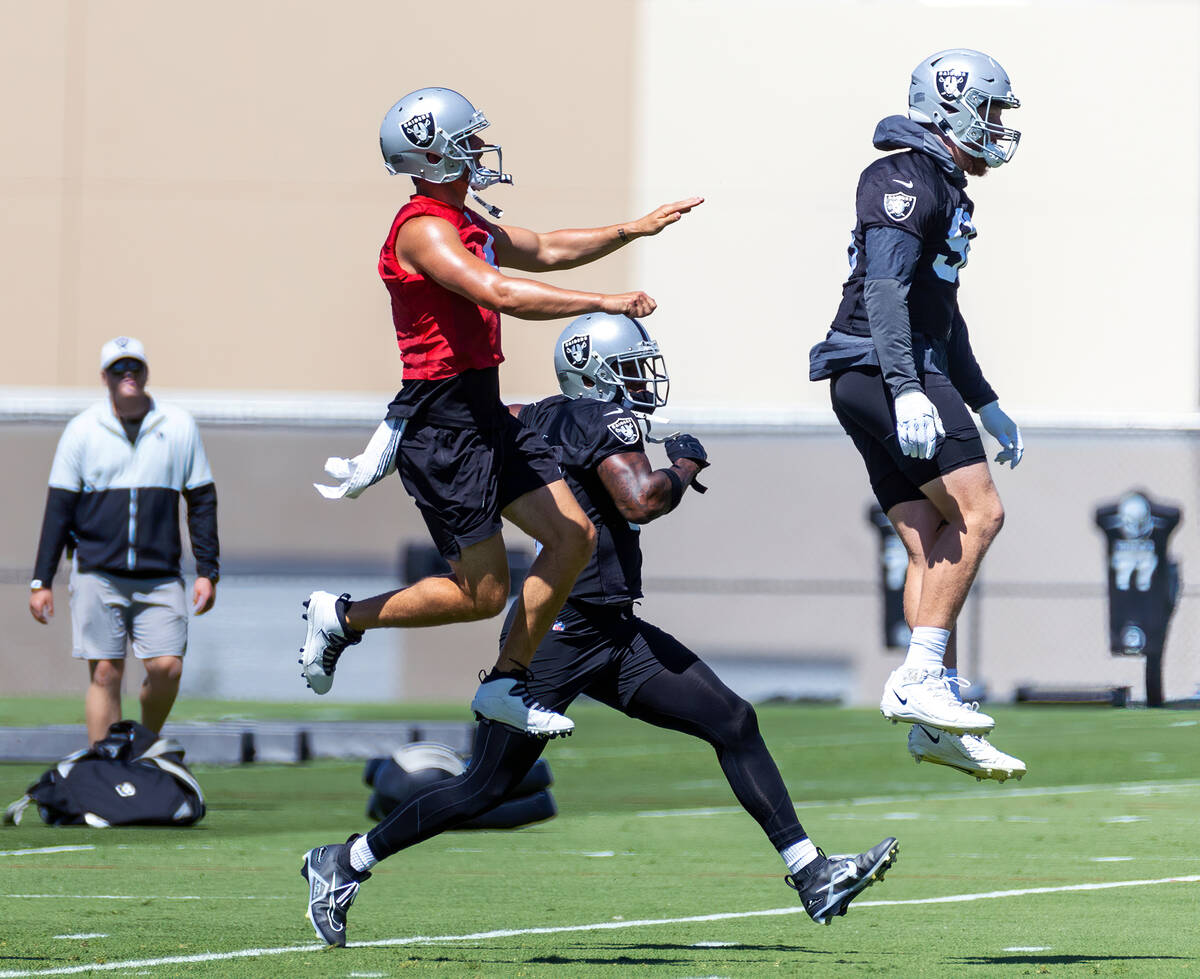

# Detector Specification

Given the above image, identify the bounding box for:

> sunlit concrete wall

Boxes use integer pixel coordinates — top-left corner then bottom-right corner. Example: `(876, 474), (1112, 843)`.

(4, 1), (1195, 412)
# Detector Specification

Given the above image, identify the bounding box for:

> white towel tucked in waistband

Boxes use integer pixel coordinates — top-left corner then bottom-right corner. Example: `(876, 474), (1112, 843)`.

(313, 417), (406, 500)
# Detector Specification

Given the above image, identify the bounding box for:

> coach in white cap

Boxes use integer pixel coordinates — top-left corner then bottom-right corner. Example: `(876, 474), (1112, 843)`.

(30, 337), (220, 745)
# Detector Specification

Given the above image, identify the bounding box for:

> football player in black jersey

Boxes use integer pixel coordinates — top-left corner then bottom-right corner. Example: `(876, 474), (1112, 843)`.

(810, 49), (1026, 782)
(298, 313), (899, 945)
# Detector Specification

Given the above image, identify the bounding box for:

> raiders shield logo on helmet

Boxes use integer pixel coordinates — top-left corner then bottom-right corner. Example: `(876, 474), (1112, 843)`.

(401, 112), (435, 148)
(562, 333), (591, 370)
(607, 416), (640, 445)
(936, 70), (968, 101)
(883, 192), (916, 222)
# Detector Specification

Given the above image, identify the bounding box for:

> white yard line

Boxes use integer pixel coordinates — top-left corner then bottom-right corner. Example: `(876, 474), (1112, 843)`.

(0, 846), (95, 857)
(3, 894), (289, 901)
(2, 875), (1197, 978)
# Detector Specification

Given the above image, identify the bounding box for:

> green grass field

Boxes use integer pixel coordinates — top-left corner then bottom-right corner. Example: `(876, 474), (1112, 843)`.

(1, 702), (1198, 977)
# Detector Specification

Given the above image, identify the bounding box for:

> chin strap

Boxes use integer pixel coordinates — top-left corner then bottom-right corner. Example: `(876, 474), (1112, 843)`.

(471, 193), (503, 219)
(637, 413), (707, 495)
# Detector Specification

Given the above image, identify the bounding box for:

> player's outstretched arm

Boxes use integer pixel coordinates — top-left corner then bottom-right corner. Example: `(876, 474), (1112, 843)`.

(398, 216), (657, 320)
(492, 197), (704, 272)
(597, 445), (705, 525)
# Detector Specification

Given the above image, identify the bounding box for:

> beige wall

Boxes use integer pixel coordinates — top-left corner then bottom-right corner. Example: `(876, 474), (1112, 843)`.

(6, 1), (1195, 414)
(635, 0), (1200, 415)
(3, 2), (1200, 708)
(1, 0), (638, 398)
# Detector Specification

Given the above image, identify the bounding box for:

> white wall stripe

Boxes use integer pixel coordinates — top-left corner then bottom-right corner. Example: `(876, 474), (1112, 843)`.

(0, 875), (1196, 977)
(0, 846), (95, 857)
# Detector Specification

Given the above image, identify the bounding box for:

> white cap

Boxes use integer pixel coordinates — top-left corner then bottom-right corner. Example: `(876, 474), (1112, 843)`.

(100, 336), (148, 371)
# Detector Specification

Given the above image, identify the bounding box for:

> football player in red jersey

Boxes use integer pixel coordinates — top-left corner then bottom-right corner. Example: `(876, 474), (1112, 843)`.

(298, 87), (702, 747)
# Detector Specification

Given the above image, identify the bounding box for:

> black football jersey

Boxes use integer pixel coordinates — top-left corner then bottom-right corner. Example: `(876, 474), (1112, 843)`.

(518, 395), (645, 605)
(830, 148), (975, 342)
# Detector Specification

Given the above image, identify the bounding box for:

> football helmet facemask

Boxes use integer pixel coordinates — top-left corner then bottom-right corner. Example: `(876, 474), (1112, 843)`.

(555, 313), (669, 414)
(909, 49), (1021, 167)
(379, 87), (512, 191)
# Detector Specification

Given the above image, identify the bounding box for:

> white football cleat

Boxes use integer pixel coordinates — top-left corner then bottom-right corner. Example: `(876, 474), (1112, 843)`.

(908, 724), (1026, 782)
(299, 591), (362, 695)
(470, 671), (574, 739)
(880, 667), (995, 734)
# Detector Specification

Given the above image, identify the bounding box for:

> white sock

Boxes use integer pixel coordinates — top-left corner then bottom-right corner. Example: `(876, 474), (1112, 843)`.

(350, 834), (378, 872)
(944, 667), (962, 702)
(779, 838), (819, 875)
(902, 627), (950, 674)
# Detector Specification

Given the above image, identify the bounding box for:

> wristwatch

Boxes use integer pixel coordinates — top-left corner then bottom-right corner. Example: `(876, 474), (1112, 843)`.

(30, 579), (45, 590)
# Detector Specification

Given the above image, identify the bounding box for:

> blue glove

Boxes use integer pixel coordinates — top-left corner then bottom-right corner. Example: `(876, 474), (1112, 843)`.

(978, 401), (1023, 468)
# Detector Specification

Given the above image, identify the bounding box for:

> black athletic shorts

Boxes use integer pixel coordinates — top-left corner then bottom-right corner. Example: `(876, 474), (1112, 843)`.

(829, 366), (986, 513)
(397, 410), (562, 560)
(499, 599), (698, 713)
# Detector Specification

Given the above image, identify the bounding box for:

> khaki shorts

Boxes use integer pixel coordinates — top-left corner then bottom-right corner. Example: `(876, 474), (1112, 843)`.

(69, 568), (188, 660)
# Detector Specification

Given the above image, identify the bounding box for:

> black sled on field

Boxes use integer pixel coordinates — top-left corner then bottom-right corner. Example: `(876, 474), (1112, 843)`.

(363, 742), (556, 829)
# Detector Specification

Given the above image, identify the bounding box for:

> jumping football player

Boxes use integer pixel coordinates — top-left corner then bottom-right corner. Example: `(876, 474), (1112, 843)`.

(300, 313), (898, 946)
(810, 49), (1026, 781)
(297, 87), (702, 739)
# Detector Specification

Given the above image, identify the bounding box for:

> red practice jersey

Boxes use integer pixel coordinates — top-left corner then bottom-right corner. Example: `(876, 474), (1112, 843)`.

(378, 195), (504, 381)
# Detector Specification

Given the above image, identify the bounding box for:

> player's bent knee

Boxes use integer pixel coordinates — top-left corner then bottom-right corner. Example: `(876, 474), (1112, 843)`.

(470, 579), (509, 619)
(710, 697), (759, 748)
(566, 515), (597, 559)
(540, 513), (596, 563)
(968, 497), (1005, 542)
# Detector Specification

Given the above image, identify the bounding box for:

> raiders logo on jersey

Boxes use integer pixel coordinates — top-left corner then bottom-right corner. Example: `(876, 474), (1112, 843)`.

(607, 416), (640, 445)
(402, 112), (435, 148)
(883, 192), (916, 222)
(562, 333), (591, 369)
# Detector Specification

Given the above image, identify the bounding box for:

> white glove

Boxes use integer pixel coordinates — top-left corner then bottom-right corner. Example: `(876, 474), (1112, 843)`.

(893, 390), (945, 460)
(978, 400), (1023, 468)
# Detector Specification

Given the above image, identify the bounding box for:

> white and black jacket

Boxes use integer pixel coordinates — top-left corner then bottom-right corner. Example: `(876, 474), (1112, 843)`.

(33, 400), (219, 586)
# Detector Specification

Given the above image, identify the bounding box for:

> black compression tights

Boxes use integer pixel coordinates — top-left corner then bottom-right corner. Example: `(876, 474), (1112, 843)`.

(365, 660), (806, 861)
(624, 658), (807, 850)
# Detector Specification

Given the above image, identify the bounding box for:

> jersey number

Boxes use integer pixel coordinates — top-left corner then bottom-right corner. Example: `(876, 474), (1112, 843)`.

(931, 207), (976, 283)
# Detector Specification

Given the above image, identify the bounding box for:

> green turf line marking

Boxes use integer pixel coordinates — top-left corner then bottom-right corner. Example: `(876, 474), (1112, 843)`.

(1, 875), (1197, 978)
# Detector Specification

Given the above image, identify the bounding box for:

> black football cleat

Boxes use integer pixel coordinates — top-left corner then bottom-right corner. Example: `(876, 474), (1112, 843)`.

(785, 837), (899, 925)
(300, 834), (370, 947)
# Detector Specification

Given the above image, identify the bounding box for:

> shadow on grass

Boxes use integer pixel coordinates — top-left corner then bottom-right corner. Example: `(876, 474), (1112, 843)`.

(522, 942), (839, 965)
(952, 954), (1193, 966)
(394, 942), (841, 969)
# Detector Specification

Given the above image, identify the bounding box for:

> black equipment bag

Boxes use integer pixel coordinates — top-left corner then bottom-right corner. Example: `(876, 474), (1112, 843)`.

(4, 721), (206, 828)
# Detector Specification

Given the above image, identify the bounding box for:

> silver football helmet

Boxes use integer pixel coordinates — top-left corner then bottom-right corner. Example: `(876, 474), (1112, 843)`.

(554, 313), (669, 414)
(379, 87), (512, 191)
(909, 49), (1021, 167)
